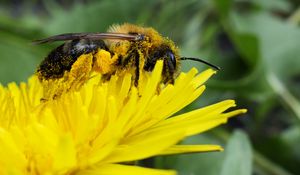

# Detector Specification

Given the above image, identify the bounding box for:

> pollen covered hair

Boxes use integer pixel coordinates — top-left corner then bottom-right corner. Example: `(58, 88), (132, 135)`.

(108, 23), (164, 47)
(107, 23), (180, 69)
(107, 23), (181, 81)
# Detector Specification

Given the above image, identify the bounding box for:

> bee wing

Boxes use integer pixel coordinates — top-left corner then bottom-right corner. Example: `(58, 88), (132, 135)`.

(32, 32), (143, 44)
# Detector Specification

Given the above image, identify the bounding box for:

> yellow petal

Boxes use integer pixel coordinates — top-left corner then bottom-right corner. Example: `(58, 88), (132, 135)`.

(159, 145), (223, 155)
(192, 69), (216, 88)
(125, 60), (163, 129)
(103, 129), (185, 163)
(156, 100), (237, 127)
(77, 164), (176, 175)
(53, 133), (77, 171)
(0, 128), (27, 171)
(137, 117), (228, 139)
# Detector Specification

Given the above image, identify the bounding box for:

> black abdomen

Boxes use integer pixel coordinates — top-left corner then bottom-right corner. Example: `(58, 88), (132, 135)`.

(37, 39), (107, 80)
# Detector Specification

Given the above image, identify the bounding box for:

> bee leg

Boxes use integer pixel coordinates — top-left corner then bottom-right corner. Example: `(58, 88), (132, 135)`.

(135, 49), (148, 87)
(40, 98), (48, 102)
(93, 49), (118, 75)
(68, 53), (93, 90)
(121, 49), (140, 86)
(134, 52), (140, 87)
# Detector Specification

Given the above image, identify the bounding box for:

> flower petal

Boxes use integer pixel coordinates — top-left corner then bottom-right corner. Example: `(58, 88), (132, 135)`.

(159, 145), (223, 155)
(103, 128), (185, 163)
(77, 164), (176, 175)
(53, 133), (77, 171)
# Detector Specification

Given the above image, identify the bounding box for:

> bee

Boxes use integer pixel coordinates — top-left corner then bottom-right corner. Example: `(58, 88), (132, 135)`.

(34, 23), (219, 99)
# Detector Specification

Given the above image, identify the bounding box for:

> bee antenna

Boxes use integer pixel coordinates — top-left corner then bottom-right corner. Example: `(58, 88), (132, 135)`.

(180, 57), (221, 70)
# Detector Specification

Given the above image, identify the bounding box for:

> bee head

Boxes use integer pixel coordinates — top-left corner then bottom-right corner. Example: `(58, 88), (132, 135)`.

(109, 23), (181, 83)
(144, 42), (180, 84)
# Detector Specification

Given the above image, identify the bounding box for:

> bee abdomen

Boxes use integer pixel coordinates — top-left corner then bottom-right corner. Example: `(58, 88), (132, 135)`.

(37, 39), (107, 80)
(37, 44), (72, 79)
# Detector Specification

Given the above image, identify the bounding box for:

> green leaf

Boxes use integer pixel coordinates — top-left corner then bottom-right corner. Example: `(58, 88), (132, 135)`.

(231, 11), (300, 79)
(44, 0), (155, 34)
(0, 33), (44, 84)
(213, 0), (233, 18)
(231, 33), (259, 67)
(230, 11), (300, 118)
(220, 130), (253, 175)
(252, 0), (291, 12)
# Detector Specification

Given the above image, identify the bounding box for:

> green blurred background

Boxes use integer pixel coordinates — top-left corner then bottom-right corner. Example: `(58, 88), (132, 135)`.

(1, 0), (300, 174)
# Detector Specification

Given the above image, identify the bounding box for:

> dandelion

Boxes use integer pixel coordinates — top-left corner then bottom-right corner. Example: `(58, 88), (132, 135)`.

(0, 60), (246, 175)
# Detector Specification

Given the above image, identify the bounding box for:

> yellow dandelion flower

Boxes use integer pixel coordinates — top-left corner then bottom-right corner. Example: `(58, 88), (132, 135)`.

(0, 60), (246, 175)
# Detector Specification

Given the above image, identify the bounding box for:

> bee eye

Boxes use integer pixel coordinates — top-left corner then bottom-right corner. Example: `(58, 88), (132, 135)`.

(166, 50), (176, 68)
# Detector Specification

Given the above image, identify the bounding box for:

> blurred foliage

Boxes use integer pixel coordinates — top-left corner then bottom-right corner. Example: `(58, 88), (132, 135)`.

(0, 0), (300, 174)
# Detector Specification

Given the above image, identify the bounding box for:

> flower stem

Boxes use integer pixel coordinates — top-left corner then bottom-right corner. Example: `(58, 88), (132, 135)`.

(266, 73), (300, 121)
(253, 151), (293, 175)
